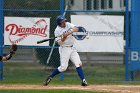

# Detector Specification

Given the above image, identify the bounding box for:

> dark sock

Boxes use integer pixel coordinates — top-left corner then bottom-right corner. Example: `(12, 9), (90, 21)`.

(49, 68), (60, 78)
(76, 67), (85, 81)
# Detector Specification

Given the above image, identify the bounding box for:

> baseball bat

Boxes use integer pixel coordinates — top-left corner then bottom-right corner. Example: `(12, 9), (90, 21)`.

(37, 37), (57, 44)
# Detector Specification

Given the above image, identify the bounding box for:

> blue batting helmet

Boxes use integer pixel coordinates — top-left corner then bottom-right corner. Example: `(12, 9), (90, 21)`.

(56, 15), (67, 25)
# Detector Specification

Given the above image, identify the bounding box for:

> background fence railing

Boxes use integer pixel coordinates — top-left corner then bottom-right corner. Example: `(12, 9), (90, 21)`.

(0, 0), (131, 82)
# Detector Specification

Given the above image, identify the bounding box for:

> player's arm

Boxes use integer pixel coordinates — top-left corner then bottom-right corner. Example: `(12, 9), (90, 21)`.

(0, 53), (13, 61)
(0, 44), (17, 62)
(61, 27), (78, 42)
(57, 27), (78, 45)
(61, 22), (79, 42)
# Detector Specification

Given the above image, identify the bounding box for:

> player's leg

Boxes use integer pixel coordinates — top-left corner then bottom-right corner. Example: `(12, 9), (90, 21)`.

(70, 48), (88, 86)
(43, 47), (71, 86)
(46, 59), (69, 80)
(57, 47), (71, 72)
(43, 68), (60, 86)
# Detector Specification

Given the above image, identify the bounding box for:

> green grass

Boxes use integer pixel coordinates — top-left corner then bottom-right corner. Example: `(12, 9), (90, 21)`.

(1, 62), (140, 93)
(0, 62), (140, 85)
(0, 90), (108, 93)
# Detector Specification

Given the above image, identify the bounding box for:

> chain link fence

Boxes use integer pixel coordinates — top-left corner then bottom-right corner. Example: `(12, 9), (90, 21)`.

(4, 0), (61, 67)
(3, 0), (131, 82)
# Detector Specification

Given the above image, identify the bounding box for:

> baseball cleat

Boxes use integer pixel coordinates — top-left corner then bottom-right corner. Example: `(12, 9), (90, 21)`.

(81, 79), (88, 86)
(43, 77), (52, 86)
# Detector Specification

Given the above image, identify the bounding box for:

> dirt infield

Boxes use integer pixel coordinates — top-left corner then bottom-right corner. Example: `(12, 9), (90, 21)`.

(0, 84), (140, 93)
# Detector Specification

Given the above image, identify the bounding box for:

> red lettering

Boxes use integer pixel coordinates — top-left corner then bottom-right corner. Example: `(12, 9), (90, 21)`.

(5, 24), (18, 35)
(5, 19), (48, 37)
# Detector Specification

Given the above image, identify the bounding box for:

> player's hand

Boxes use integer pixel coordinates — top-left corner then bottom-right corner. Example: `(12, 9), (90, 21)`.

(72, 27), (79, 32)
(61, 34), (68, 42)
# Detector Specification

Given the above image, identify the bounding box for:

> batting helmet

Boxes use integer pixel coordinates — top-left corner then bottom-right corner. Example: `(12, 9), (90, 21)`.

(56, 15), (67, 25)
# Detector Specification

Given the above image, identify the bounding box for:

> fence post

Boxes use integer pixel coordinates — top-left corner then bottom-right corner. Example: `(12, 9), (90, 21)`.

(60, 0), (65, 15)
(0, 0), (4, 80)
(59, 0), (65, 81)
(125, 0), (129, 81)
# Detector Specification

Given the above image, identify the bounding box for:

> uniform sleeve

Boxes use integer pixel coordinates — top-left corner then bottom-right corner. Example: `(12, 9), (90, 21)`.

(54, 30), (61, 42)
(67, 22), (76, 29)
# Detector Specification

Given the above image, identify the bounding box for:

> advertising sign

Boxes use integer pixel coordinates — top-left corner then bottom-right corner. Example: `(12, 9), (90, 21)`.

(4, 17), (50, 46)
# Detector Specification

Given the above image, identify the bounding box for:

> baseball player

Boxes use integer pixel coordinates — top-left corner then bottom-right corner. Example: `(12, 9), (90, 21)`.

(43, 15), (88, 86)
(0, 44), (17, 62)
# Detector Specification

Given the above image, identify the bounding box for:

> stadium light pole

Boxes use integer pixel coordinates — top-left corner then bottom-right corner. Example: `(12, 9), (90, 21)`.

(0, 0), (4, 80)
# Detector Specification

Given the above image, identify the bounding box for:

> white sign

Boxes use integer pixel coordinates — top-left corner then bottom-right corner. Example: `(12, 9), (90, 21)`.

(71, 15), (124, 52)
(4, 17), (50, 46)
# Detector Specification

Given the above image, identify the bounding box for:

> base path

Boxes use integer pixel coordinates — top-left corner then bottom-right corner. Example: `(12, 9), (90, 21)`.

(0, 84), (140, 93)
